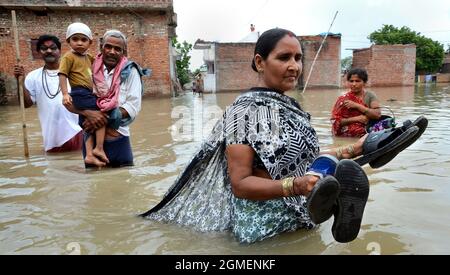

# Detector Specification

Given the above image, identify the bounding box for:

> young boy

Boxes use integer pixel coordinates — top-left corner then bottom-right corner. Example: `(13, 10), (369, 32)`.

(59, 22), (109, 167)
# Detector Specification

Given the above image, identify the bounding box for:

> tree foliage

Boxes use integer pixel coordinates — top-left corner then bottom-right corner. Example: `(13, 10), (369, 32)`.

(192, 68), (201, 77)
(172, 37), (193, 86)
(368, 25), (445, 73)
(341, 56), (352, 73)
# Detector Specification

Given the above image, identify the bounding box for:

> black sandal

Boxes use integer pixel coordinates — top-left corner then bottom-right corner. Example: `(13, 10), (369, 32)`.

(307, 176), (340, 224)
(354, 124), (419, 168)
(332, 159), (370, 243)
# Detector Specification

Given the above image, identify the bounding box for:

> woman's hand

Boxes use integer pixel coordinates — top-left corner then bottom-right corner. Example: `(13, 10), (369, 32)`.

(356, 115), (369, 124)
(352, 134), (368, 157)
(293, 175), (319, 197)
(343, 100), (361, 110)
(340, 115), (368, 127)
(322, 133), (367, 159)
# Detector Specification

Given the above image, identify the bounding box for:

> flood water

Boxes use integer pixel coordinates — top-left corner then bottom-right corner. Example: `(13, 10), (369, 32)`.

(1, 84), (449, 255)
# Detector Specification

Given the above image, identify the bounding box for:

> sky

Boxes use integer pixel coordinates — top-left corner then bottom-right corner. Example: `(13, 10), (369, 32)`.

(173, 0), (450, 70)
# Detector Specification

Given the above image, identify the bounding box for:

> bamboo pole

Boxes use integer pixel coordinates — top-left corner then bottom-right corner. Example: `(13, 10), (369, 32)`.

(11, 10), (29, 158)
(301, 11), (339, 93)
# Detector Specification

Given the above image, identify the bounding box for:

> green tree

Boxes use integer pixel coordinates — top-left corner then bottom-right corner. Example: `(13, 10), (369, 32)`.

(192, 68), (201, 77)
(172, 37), (193, 86)
(368, 25), (445, 73)
(341, 56), (352, 73)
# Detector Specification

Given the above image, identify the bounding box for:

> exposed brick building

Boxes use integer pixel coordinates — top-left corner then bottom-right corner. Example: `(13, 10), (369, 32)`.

(194, 34), (342, 92)
(300, 34), (341, 89)
(435, 53), (450, 83)
(215, 42), (257, 92)
(352, 44), (416, 87)
(0, 0), (177, 103)
(441, 53), (450, 73)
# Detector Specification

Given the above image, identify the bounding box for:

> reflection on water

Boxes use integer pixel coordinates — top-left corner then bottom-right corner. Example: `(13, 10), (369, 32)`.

(1, 84), (449, 254)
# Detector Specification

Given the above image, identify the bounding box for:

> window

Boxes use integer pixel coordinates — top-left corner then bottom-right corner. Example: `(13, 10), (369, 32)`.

(32, 10), (48, 17)
(0, 27), (11, 37)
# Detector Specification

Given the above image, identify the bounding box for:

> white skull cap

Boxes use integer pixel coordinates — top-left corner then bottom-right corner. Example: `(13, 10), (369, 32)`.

(66, 22), (93, 40)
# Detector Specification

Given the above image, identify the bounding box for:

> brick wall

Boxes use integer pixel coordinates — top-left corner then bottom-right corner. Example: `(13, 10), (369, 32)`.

(0, 5), (174, 102)
(213, 35), (342, 92)
(0, 0), (172, 9)
(352, 44), (416, 87)
(441, 53), (450, 73)
(300, 35), (341, 88)
(352, 48), (371, 69)
(437, 73), (450, 83)
(216, 43), (258, 92)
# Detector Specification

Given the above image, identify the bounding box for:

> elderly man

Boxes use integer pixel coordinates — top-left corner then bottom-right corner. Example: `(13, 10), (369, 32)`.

(14, 35), (82, 153)
(67, 30), (149, 167)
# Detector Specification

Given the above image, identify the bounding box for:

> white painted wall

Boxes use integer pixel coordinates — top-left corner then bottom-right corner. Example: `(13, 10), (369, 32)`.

(203, 44), (215, 62)
(203, 74), (216, 92)
(202, 44), (216, 92)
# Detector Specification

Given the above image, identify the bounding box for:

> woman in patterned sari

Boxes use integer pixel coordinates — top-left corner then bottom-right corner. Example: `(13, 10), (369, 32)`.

(142, 29), (370, 244)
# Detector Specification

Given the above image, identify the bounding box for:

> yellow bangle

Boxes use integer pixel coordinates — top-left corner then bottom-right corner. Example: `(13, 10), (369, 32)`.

(347, 144), (355, 158)
(281, 177), (295, 197)
(363, 108), (370, 115)
(336, 147), (343, 160)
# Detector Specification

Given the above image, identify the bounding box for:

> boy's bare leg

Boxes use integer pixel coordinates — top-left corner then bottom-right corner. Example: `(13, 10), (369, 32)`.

(84, 135), (106, 167)
(93, 126), (110, 163)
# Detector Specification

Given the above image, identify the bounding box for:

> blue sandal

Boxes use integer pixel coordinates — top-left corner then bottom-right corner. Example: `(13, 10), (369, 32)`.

(306, 155), (340, 224)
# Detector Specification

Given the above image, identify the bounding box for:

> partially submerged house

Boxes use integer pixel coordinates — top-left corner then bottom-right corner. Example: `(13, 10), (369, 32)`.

(194, 29), (342, 93)
(351, 44), (416, 87)
(194, 39), (258, 93)
(0, 0), (178, 101)
(437, 53), (450, 83)
(441, 53), (450, 73)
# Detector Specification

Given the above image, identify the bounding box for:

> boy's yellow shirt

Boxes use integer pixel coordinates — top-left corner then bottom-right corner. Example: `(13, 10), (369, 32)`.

(59, 51), (95, 90)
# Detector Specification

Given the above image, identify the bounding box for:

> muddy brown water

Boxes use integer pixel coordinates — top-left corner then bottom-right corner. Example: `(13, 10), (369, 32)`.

(1, 84), (449, 254)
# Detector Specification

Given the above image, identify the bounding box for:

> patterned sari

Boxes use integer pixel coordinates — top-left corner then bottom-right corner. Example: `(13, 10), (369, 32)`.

(143, 88), (320, 243)
(331, 91), (368, 137)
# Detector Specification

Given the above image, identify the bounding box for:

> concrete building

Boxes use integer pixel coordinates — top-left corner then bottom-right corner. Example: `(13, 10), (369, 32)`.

(0, 0), (177, 102)
(352, 44), (416, 87)
(194, 32), (342, 93)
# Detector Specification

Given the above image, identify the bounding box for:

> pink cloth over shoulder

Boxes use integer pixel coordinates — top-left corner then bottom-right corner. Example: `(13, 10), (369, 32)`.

(92, 53), (128, 112)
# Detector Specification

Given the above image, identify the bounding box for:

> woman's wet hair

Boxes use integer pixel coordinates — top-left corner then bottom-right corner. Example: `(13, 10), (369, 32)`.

(347, 68), (368, 83)
(251, 28), (297, 72)
(36, 34), (61, 51)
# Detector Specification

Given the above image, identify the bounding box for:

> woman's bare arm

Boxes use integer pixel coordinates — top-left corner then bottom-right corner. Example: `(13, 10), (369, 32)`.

(226, 144), (317, 200)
